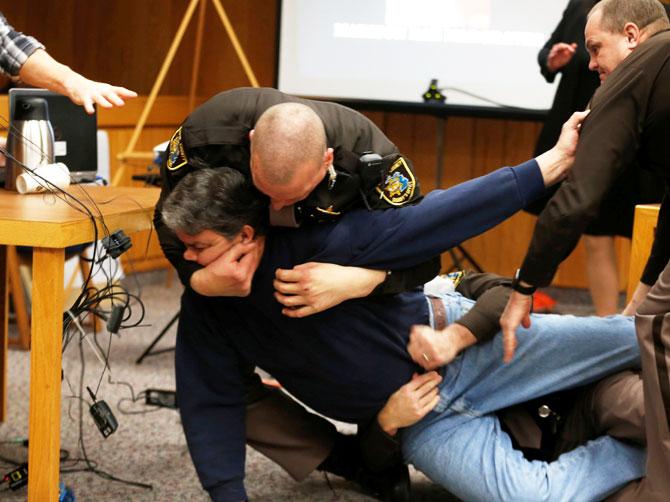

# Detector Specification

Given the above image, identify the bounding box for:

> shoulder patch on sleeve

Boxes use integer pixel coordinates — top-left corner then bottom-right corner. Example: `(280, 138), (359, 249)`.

(376, 157), (416, 206)
(424, 270), (465, 296)
(166, 127), (188, 171)
(445, 270), (465, 288)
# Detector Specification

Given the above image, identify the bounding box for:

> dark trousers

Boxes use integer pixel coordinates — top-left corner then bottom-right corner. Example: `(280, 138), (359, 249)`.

(609, 262), (670, 500)
(244, 372), (336, 481)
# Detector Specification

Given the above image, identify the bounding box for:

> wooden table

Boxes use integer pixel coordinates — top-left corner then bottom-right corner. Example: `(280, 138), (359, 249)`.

(627, 204), (660, 301)
(0, 185), (159, 501)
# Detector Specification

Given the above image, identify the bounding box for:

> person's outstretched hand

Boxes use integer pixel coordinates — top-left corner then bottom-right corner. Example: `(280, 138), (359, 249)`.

(18, 49), (138, 115)
(63, 73), (137, 114)
(535, 109), (590, 187)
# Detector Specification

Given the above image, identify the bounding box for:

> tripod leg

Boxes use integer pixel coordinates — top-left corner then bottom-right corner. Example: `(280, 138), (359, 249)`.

(136, 311), (180, 364)
(445, 245), (485, 273)
(447, 248), (463, 273)
(456, 245), (484, 272)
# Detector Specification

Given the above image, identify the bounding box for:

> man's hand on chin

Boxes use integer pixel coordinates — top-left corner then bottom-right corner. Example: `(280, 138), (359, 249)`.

(190, 241), (262, 297)
(500, 291), (533, 363)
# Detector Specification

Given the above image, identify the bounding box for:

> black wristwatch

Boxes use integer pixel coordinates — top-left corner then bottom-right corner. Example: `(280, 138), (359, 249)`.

(511, 269), (537, 295)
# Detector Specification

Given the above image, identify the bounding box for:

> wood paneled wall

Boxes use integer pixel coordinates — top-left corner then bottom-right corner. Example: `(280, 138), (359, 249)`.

(0, 0), (278, 95)
(0, 0), (631, 289)
(360, 112), (631, 290)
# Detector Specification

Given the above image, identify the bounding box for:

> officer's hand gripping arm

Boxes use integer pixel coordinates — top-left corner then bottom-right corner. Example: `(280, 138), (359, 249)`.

(274, 263), (387, 317)
(407, 323), (477, 371)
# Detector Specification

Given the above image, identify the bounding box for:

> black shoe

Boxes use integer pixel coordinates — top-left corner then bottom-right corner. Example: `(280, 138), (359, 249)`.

(355, 463), (411, 502)
(317, 433), (411, 501)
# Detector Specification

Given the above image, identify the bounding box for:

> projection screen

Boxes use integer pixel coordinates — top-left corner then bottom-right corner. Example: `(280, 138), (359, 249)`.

(278, 0), (569, 111)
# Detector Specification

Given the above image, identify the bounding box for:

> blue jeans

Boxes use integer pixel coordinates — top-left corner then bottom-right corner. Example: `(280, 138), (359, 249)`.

(401, 292), (645, 502)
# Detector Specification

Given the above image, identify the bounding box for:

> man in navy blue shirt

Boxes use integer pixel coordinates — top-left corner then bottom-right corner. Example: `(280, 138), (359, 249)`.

(161, 155), (644, 501)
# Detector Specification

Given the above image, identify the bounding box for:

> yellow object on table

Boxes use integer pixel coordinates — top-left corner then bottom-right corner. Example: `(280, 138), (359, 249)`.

(627, 204), (660, 301)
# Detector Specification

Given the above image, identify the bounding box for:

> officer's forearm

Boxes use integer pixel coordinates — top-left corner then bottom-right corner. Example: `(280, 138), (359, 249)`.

(342, 267), (388, 299)
(190, 269), (219, 297)
(534, 146), (572, 187)
(455, 285), (511, 343)
(446, 323), (477, 355)
(372, 258), (441, 296)
(190, 268), (251, 297)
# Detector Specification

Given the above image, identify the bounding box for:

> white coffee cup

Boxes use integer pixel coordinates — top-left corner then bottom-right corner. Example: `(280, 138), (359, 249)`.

(16, 162), (71, 194)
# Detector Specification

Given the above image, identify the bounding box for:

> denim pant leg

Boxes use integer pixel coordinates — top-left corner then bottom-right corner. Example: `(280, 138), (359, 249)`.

(400, 294), (645, 500)
(431, 293), (640, 415)
(403, 412), (645, 502)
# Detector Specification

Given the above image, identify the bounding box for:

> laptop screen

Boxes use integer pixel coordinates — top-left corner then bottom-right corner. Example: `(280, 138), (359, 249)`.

(8, 88), (98, 182)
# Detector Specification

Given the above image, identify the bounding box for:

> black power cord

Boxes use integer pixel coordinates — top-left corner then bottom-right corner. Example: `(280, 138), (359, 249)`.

(75, 324), (153, 491)
(1, 113), (152, 492)
(422, 79), (530, 110)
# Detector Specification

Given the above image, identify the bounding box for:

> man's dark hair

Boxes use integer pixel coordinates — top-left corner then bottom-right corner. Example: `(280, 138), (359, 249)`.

(162, 167), (268, 238)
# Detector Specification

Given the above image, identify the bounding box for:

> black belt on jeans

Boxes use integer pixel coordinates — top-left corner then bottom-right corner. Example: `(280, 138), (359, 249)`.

(428, 296), (447, 330)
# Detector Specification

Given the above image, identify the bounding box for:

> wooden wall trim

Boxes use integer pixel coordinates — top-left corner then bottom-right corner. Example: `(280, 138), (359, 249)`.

(97, 96), (201, 127)
(0, 95), (197, 129)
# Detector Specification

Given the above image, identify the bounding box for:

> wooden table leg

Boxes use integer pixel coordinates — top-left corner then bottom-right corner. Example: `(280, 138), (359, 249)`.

(8, 246), (31, 349)
(28, 247), (64, 502)
(0, 245), (8, 422)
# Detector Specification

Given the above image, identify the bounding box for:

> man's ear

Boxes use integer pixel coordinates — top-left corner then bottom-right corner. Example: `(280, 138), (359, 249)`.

(249, 129), (255, 142)
(322, 147), (334, 169)
(240, 224), (256, 242)
(623, 22), (642, 48)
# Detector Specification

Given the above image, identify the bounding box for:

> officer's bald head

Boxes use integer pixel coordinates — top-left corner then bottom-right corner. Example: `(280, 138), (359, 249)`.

(250, 103), (332, 211)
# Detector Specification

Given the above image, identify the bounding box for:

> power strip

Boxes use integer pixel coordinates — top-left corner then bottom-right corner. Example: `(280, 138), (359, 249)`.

(145, 389), (178, 409)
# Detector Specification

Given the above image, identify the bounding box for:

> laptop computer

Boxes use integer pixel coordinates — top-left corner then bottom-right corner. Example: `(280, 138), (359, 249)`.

(8, 88), (98, 183)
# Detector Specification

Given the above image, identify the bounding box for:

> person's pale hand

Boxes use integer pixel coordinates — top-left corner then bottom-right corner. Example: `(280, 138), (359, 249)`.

(274, 263), (386, 317)
(190, 241), (262, 297)
(408, 324), (462, 370)
(408, 322), (477, 370)
(62, 73), (137, 114)
(622, 281), (652, 315)
(555, 109), (590, 160)
(376, 372), (442, 435)
(500, 291), (533, 363)
(536, 109), (590, 187)
(547, 42), (577, 72)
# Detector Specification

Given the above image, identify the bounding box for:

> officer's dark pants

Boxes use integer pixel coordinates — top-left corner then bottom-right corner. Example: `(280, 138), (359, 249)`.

(608, 262), (670, 501)
(556, 371), (645, 453)
(243, 369), (336, 481)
